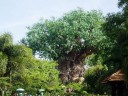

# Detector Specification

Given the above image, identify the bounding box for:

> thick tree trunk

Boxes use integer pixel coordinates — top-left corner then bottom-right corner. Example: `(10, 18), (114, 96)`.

(58, 47), (94, 84)
(58, 59), (85, 83)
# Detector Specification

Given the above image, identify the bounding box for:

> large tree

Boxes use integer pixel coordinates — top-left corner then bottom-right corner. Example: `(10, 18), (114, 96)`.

(0, 33), (61, 95)
(22, 9), (106, 83)
(0, 33), (35, 95)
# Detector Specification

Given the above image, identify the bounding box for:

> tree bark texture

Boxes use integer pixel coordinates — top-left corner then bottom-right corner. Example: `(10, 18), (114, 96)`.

(58, 47), (94, 84)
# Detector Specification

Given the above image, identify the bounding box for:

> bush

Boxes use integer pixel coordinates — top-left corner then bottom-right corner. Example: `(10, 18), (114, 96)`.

(84, 64), (111, 94)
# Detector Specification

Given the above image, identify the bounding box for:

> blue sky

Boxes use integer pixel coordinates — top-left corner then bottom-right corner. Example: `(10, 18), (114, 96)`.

(0, 0), (121, 43)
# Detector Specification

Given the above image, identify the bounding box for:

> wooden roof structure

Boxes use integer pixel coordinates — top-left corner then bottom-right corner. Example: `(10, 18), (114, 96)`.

(102, 70), (125, 84)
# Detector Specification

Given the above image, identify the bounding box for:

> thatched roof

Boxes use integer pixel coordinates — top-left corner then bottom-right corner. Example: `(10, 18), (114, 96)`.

(102, 70), (125, 84)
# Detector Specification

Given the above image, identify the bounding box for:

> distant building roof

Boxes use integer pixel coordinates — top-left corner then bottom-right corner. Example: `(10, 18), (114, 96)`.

(102, 70), (125, 84)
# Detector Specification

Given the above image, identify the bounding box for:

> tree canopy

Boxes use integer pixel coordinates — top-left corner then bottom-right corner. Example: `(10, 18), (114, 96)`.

(22, 9), (106, 60)
(98, 0), (128, 85)
(0, 33), (61, 95)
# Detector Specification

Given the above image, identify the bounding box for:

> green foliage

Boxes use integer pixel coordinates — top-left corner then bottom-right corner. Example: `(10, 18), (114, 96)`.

(0, 33), (35, 93)
(102, 0), (128, 83)
(65, 82), (89, 95)
(0, 77), (11, 89)
(0, 33), (13, 51)
(117, 0), (128, 82)
(25, 60), (60, 91)
(0, 33), (61, 95)
(0, 52), (7, 76)
(85, 64), (110, 94)
(11, 59), (61, 94)
(102, 13), (126, 69)
(84, 53), (104, 66)
(66, 82), (83, 92)
(4, 45), (33, 58)
(22, 9), (106, 60)
(123, 57), (128, 83)
(118, 0), (128, 16)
